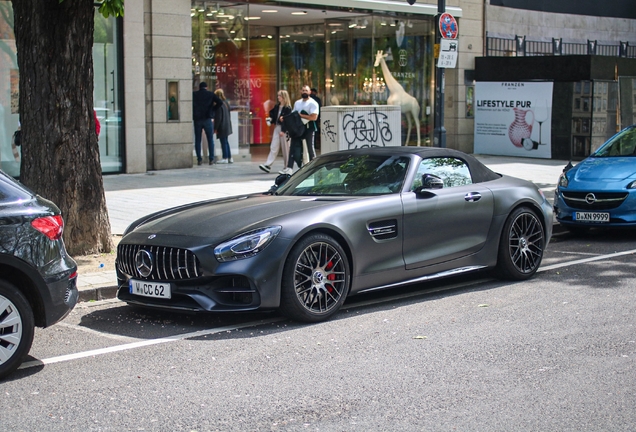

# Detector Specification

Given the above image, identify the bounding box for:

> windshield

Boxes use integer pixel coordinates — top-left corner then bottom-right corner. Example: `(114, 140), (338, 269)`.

(276, 154), (410, 196)
(592, 126), (636, 157)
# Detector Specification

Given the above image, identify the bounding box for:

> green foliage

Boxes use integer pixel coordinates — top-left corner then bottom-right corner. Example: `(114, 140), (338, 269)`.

(98, 0), (124, 18)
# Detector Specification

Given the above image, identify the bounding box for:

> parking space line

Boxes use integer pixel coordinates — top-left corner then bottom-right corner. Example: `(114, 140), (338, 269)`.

(539, 248), (636, 272)
(550, 250), (602, 256)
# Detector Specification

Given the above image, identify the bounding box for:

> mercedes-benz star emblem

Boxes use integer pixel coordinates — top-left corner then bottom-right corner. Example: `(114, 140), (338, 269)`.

(135, 250), (153, 278)
(585, 193), (597, 205)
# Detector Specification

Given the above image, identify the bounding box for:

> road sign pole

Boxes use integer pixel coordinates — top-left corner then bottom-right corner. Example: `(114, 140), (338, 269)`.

(434, 0), (446, 148)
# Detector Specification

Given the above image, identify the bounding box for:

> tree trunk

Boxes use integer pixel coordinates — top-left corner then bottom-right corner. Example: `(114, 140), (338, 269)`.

(11, 0), (112, 256)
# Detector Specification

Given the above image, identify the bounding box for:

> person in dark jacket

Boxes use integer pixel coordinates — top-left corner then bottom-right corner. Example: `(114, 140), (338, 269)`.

(192, 82), (222, 165)
(310, 88), (322, 150)
(213, 89), (233, 164)
(259, 90), (292, 173)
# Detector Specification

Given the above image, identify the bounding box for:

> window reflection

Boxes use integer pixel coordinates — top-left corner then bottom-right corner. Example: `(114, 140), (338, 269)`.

(411, 157), (472, 190)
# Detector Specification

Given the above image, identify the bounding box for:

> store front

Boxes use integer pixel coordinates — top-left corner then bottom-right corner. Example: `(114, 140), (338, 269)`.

(0, 2), (123, 177)
(191, 1), (439, 148)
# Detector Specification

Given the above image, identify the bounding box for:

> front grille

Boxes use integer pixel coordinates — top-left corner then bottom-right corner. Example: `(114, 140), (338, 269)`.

(117, 244), (201, 281)
(562, 192), (628, 210)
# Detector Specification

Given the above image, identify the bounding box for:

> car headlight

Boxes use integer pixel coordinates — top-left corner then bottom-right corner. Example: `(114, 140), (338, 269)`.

(558, 173), (569, 188)
(627, 180), (636, 189)
(214, 226), (282, 262)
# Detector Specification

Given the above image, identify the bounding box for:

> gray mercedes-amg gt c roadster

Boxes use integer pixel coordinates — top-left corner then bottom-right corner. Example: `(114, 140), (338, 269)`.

(116, 147), (552, 322)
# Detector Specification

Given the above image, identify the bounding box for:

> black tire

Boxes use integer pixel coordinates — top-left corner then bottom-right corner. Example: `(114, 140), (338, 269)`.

(496, 207), (545, 280)
(280, 233), (350, 323)
(0, 280), (35, 380)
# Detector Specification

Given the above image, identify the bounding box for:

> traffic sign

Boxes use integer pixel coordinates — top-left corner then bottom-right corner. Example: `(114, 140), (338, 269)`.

(437, 38), (458, 68)
(439, 12), (458, 39)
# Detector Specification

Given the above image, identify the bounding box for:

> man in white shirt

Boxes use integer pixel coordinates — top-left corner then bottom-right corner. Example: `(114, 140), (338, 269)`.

(280, 85), (319, 174)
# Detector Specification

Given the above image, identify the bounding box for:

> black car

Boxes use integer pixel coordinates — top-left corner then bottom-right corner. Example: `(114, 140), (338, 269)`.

(0, 170), (78, 379)
(116, 147), (552, 323)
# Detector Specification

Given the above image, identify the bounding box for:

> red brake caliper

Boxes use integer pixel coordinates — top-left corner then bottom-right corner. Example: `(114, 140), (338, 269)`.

(325, 260), (335, 292)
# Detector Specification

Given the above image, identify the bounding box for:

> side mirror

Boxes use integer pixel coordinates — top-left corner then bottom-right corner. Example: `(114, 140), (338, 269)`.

(422, 173), (443, 189)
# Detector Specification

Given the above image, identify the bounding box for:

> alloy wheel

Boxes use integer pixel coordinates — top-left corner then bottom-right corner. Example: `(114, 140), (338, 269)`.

(0, 294), (23, 365)
(507, 211), (544, 274)
(293, 241), (347, 315)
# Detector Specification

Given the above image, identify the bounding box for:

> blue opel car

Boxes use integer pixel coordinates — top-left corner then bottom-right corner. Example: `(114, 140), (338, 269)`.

(554, 125), (636, 231)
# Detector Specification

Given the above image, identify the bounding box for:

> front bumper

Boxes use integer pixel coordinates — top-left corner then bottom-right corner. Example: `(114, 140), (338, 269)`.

(115, 238), (291, 313)
(116, 273), (265, 312)
(554, 189), (636, 227)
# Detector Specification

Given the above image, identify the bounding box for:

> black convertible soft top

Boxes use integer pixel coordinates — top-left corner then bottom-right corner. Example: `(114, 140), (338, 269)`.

(316, 146), (502, 184)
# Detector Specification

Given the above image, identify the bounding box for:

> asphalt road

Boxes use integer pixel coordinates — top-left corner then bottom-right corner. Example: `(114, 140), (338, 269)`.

(3, 228), (636, 431)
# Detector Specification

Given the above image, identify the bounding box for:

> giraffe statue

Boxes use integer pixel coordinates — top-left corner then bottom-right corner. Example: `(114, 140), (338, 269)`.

(374, 50), (421, 146)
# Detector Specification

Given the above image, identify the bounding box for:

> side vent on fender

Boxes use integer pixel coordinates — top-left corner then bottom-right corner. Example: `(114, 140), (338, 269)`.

(368, 219), (398, 240)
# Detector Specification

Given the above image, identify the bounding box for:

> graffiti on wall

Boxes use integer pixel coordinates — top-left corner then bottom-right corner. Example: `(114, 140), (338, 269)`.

(342, 108), (393, 148)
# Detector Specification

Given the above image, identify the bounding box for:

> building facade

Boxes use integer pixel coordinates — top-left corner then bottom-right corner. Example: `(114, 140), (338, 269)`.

(0, 1), (634, 176)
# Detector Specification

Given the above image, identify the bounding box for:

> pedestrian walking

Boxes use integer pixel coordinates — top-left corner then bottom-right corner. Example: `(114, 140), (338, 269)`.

(192, 82), (222, 165)
(280, 85), (319, 175)
(259, 90), (292, 173)
(214, 89), (233, 164)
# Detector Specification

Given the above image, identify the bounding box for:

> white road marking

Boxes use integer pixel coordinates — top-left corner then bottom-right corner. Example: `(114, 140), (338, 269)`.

(19, 247), (636, 371)
(550, 250), (603, 257)
(538, 248), (636, 272)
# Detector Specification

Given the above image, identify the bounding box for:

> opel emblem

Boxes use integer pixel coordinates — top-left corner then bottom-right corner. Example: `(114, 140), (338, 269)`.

(135, 250), (153, 278)
(585, 193), (596, 205)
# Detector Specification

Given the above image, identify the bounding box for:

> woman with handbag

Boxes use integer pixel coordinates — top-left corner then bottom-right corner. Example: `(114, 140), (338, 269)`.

(259, 90), (292, 173)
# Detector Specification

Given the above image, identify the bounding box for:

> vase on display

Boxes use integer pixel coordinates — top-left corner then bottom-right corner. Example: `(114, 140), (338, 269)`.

(508, 108), (534, 148)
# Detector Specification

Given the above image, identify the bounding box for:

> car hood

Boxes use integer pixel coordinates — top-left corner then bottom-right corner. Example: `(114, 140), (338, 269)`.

(572, 157), (636, 181)
(126, 193), (350, 240)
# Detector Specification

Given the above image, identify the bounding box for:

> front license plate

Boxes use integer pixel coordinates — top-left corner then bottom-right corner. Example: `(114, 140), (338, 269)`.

(129, 280), (171, 299)
(574, 212), (610, 223)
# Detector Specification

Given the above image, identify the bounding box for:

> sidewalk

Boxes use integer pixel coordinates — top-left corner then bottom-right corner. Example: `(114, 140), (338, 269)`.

(77, 150), (568, 302)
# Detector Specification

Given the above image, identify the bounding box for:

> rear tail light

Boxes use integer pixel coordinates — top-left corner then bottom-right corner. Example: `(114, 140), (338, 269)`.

(31, 215), (64, 240)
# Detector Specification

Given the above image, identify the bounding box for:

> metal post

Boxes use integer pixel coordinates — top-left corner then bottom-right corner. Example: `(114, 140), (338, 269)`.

(433, 0), (446, 147)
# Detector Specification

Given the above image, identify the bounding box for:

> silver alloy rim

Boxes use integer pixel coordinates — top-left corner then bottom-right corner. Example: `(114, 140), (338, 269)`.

(0, 294), (23, 365)
(294, 241), (347, 314)
(508, 212), (544, 274)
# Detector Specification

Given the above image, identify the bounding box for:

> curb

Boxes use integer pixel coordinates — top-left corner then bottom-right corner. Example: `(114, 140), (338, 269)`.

(78, 285), (118, 303)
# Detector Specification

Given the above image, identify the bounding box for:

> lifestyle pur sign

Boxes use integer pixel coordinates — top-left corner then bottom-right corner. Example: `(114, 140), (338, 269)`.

(474, 81), (554, 159)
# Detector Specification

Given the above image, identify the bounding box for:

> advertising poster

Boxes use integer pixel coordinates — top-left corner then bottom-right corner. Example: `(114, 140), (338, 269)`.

(474, 81), (553, 158)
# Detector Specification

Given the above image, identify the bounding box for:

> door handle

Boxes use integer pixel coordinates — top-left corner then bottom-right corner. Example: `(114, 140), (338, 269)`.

(465, 192), (482, 202)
